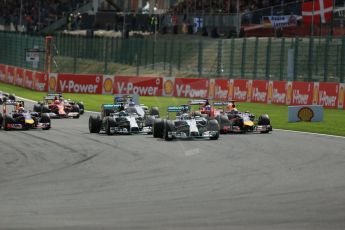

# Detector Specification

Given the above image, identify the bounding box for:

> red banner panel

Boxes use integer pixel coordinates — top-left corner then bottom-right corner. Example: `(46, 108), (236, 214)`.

(288, 81), (313, 105)
(317, 82), (339, 108)
(268, 81), (287, 105)
(338, 83), (345, 109)
(251, 80), (268, 103)
(24, 70), (34, 89)
(33, 72), (48, 92)
(0, 64), (6, 82)
(173, 78), (209, 98)
(233, 79), (248, 102)
(14, 68), (25, 87)
(6, 66), (15, 84)
(213, 79), (229, 100)
(56, 74), (103, 94)
(114, 76), (163, 96)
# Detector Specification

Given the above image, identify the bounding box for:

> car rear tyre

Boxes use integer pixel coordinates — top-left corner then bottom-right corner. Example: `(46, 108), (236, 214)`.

(149, 107), (159, 117)
(89, 115), (101, 133)
(208, 119), (220, 140)
(105, 117), (115, 135)
(258, 114), (271, 133)
(216, 115), (230, 134)
(153, 118), (164, 138)
(164, 120), (174, 141)
(42, 105), (51, 113)
(33, 104), (42, 113)
(77, 103), (84, 114)
(71, 105), (80, 118)
(8, 94), (15, 101)
(40, 114), (51, 130)
(4, 115), (14, 131)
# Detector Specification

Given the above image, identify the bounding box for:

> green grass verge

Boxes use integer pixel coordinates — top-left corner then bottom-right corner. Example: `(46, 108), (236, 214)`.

(1, 82), (345, 137)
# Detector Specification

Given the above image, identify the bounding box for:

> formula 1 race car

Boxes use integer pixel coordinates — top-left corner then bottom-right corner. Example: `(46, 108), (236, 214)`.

(214, 101), (272, 134)
(114, 94), (160, 126)
(89, 102), (159, 135)
(33, 93), (82, 119)
(152, 105), (220, 141)
(0, 92), (15, 104)
(0, 99), (50, 130)
(189, 99), (223, 119)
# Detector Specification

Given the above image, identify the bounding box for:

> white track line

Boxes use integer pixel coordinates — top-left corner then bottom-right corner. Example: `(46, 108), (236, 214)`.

(274, 129), (345, 139)
(12, 94), (345, 139)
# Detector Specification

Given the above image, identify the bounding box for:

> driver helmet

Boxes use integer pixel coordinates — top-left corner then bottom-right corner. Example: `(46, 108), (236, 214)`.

(226, 103), (233, 111)
(204, 99), (210, 106)
(54, 100), (60, 104)
(181, 113), (191, 120)
(205, 105), (211, 111)
(119, 110), (128, 117)
(18, 107), (24, 113)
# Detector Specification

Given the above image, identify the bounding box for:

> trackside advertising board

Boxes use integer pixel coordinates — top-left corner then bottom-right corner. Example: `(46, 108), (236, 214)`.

(24, 70), (34, 89)
(33, 72), (48, 92)
(14, 68), (25, 87)
(114, 76), (163, 96)
(6, 66), (15, 85)
(0, 64), (345, 110)
(0, 64), (6, 82)
(55, 74), (103, 94)
(174, 78), (209, 98)
(211, 79), (229, 100)
(269, 81), (287, 105)
(251, 80), (268, 103)
(287, 81), (314, 106)
(232, 79), (248, 102)
(317, 82), (339, 109)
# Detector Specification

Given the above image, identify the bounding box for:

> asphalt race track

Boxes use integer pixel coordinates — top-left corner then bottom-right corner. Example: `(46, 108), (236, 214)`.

(0, 100), (345, 230)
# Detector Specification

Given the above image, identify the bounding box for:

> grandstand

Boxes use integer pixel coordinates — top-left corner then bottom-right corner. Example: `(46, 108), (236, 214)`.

(1, 0), (345, 38)
(1, 0), (345, 83)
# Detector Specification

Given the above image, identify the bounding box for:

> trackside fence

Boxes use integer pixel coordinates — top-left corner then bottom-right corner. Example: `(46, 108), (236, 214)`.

(0, 31), (345, 83)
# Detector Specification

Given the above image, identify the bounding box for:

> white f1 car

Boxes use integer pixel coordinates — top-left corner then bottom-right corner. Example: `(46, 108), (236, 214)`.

(153, 105), (220, 141)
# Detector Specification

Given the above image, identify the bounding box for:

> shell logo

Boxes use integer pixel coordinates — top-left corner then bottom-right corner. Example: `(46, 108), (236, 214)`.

(267, 82), (273, 102)
(287, 84), (292, 104)
(164, 79), (173, 95)
(208, 80), (215, 98)
(33, 73), (37, 87)
(298, 107), (314, 122)
(49, 77), (56, 91)
(312, 84), (319, 104)
(338, 85), (344, 107)
(103, 78), (113, 93)
(247, 81), (252, 101)
(228, 81), (234, 99)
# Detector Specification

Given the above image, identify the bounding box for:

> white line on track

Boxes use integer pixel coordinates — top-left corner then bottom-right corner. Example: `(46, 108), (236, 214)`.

(274, 128), (345, 139)
(13, 94), (345, 139)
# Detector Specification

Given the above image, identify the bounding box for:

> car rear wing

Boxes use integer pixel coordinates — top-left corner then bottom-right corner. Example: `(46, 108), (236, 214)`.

(167, 105), (190, 112)
(44, 93), (63, 100)
(213, 102), (229, 106)
(189, 99), (207, 105)
(102, 104), (122, 109)
(213, 100), (236, 106)
(2, 100), (25, 114)
(4, 100), (24, 106)
(114, 94), (139, 105)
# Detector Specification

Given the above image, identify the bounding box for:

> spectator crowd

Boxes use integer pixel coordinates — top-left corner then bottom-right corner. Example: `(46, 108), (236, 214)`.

(0, 0), (89, 32)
